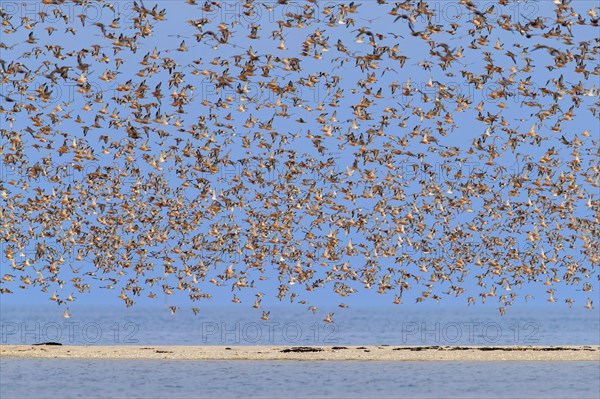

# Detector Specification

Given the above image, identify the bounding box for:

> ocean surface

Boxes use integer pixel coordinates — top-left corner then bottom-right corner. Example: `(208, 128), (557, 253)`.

(1, 359), (599, 399)
(1, 306), (599, 398)
(1, 305), (598, 346)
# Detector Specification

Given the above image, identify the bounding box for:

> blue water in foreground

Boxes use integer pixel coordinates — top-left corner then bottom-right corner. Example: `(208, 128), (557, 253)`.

(1, 359), (599, 399)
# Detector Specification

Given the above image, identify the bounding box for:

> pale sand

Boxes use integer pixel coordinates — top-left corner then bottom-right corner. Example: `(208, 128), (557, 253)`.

(1, 345), (599, 361)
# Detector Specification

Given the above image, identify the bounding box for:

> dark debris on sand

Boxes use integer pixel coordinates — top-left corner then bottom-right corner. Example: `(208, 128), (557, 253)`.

(280, 347), (324, 353)
(391, 346), (591, 352)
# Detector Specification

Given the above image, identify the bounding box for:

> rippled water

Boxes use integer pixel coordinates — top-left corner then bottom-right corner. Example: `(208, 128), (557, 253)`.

(1, 305), (598, 346)
(1, 359), (599, 399)
(2, 306), (599, 398)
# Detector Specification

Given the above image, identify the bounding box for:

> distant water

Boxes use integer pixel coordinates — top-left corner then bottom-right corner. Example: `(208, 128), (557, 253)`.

(1, 305), (598, 346)
(2, 306), (599, 398)
(1, 359), (599, 399)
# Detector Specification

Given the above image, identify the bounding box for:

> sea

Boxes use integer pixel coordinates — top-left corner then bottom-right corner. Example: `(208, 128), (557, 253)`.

(1, 305), (599, 398)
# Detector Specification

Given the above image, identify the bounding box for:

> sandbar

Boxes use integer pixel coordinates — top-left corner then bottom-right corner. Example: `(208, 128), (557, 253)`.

(1, 345), (599, 361)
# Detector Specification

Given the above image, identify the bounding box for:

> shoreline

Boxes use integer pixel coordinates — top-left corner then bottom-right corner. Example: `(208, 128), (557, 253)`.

(1, 345), (599, 361)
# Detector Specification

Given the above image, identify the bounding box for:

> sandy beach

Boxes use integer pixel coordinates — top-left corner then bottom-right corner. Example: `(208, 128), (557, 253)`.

(1, 345), (598, 361)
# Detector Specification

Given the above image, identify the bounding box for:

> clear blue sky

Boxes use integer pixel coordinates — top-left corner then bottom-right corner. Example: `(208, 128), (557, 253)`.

(0, 0), (598, 314)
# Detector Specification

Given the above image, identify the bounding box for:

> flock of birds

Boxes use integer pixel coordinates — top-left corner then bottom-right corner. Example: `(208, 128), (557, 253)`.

(0, 0), (598, 320)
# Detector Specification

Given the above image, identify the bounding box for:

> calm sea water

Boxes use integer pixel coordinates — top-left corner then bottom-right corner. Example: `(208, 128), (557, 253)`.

(1, 359), (599, 399)
(1, 306), (599, 398)
(1, 305), (598, 346)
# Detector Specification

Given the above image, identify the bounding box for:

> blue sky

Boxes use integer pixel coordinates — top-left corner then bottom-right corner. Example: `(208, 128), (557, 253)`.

(0, 0), (598, 315)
